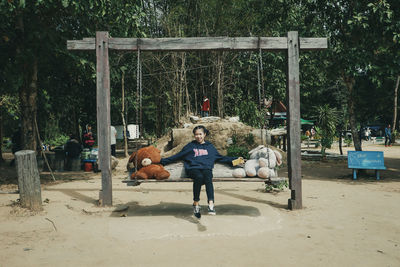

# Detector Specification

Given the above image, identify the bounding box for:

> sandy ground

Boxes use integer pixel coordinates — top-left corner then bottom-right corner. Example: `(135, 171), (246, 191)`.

(0, 142), (399, 267)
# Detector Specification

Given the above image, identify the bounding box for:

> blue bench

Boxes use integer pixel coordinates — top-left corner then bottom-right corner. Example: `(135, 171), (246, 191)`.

(347, 151), (386, 180)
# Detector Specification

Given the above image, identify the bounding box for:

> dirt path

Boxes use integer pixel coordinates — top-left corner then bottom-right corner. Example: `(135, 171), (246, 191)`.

(0, 143), (399, 266)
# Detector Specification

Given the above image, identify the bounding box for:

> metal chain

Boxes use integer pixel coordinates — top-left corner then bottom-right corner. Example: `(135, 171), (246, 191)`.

(134, 44), (141, 181)
(257, 38), (262, 110)
(139, 48), (143, 139)
(136, 46), (140, 139)
(259, 45), (265, 101)
(257, 37), (264, 145)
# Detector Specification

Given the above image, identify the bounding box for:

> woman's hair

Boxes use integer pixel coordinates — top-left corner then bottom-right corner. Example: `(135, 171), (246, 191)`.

(193, 125), (210, 136)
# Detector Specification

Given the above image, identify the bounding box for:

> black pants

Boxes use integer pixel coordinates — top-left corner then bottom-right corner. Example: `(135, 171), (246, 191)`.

(385, 136), (391, 146)
(111, 144), (116, 156)
(186, 169), (214, 203)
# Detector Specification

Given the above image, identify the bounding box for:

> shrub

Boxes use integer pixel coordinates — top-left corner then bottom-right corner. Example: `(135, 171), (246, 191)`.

(227, 145), (249, 159)
(44, 134), (69, 147)
(238, 100), (260, 128)
(301, 134), (308, 141)
(231, 132), (239, 145)
(244, 133), (255, 146)
(265, 179), (288, 192)
(344, 137), (352, 147)
(314, 105), (339, 156)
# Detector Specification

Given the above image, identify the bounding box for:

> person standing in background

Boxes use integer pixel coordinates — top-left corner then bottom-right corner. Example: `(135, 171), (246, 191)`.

(384, 124), (392, 147)
(311, 126), (316, 140)
(365, 127), (371, 141)
(65, 134), (82, 170)
(201, 95), (210, 117)
(110, 125), (117, 156)
(82, 124), (95, 149)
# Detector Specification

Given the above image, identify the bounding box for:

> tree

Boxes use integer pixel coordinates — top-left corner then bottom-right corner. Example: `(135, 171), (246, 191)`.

(315, 104), (339, 157)
(0, 0), (146, 150)
(307, 0), (400, 151)
(2, 0), (399, 150)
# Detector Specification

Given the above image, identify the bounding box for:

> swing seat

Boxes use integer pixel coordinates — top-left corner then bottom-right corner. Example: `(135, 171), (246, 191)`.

(122, 177), (287, 186)
(123, 161), (287, 186)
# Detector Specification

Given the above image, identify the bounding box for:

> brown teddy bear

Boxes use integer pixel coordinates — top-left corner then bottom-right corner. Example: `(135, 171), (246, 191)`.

(126, 146), (170, 180)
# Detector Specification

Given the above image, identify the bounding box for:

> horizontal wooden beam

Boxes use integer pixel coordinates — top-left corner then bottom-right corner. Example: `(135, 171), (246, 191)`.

(122, 177), (288, 186)
(67, 37), (327, 51)
(67, 39), (95, 50)
(299, 37), (328, 50)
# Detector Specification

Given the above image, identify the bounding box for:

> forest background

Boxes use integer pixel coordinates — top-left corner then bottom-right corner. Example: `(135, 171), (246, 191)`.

(0, 0), (399, 159)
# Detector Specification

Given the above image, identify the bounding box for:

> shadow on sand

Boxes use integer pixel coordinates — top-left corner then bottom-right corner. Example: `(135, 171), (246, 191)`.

(110, 202), (261, 232)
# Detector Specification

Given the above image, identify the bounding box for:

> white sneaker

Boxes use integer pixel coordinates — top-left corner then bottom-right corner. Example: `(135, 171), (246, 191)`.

(208, 205), (216, 215)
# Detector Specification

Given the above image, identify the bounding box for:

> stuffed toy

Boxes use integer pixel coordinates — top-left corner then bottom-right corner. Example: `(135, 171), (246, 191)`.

(232, 145), (282, 179)
(126, 146), (170, 180)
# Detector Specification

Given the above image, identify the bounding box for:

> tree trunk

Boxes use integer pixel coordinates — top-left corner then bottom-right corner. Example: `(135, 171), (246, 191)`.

(0, 110), (3, 162)
(392, 75), (399, 132)
(171, 53), (180, 125)
(194, 89), (198, 116)
(16, 12), (37, 151)
(121, 71), (129, 157)
(20, 57), (38, 151)
(343, 76), (362, 151)
(181, 52), (191, 116)
(338, 126), (343, 155)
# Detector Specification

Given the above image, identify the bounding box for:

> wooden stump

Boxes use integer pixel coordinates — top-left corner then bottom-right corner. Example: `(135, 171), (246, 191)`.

(15, 150), (43, 211)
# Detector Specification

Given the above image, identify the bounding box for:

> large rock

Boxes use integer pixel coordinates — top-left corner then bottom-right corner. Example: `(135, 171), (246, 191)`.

(164, 121), (267, 157)
(270, 127), (287, 136)
(199, 116), (221, 123)
(189, 116), (200, 123)
(228, 116), (240, 123)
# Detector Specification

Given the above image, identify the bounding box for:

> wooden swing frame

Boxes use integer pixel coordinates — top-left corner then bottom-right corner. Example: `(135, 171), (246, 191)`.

(67, 31), (328, 209)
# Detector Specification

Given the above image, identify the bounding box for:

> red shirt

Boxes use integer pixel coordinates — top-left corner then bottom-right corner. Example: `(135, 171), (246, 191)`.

(201, 98), (210, 111)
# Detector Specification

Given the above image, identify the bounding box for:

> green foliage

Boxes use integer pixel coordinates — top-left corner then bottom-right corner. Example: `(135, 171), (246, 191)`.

(392, 130), (399, 143)
(265, 179), (288, 192)
(231, 133), (239, 145)
(227, 145), (249, 159)
(2, 138), (12, 151)
(244, 133), (255, 146)
(42, 115), (70, 147)
(344, 137), (352, 147)
(313, 126), (322, 140)
(238, 100), (260, 128)
(1, 0), (400, 148)
(227, 131), (257, 159)
(315, 105), (339, 155)
(44, 134), (69, 148)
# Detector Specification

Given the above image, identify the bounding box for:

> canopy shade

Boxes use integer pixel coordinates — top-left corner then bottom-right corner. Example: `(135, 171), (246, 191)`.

(300, 119), (314, 125)
(272, 117), (314, 125)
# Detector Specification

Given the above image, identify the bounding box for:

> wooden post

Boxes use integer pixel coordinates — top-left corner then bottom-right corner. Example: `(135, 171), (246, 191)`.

(96, 32), (112, 206)
(15, 150), (43, 211)
(287, 31), (302, 210)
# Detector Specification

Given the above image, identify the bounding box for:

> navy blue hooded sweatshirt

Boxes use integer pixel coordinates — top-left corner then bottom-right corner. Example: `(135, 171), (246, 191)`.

(160, 141), (236, 170)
